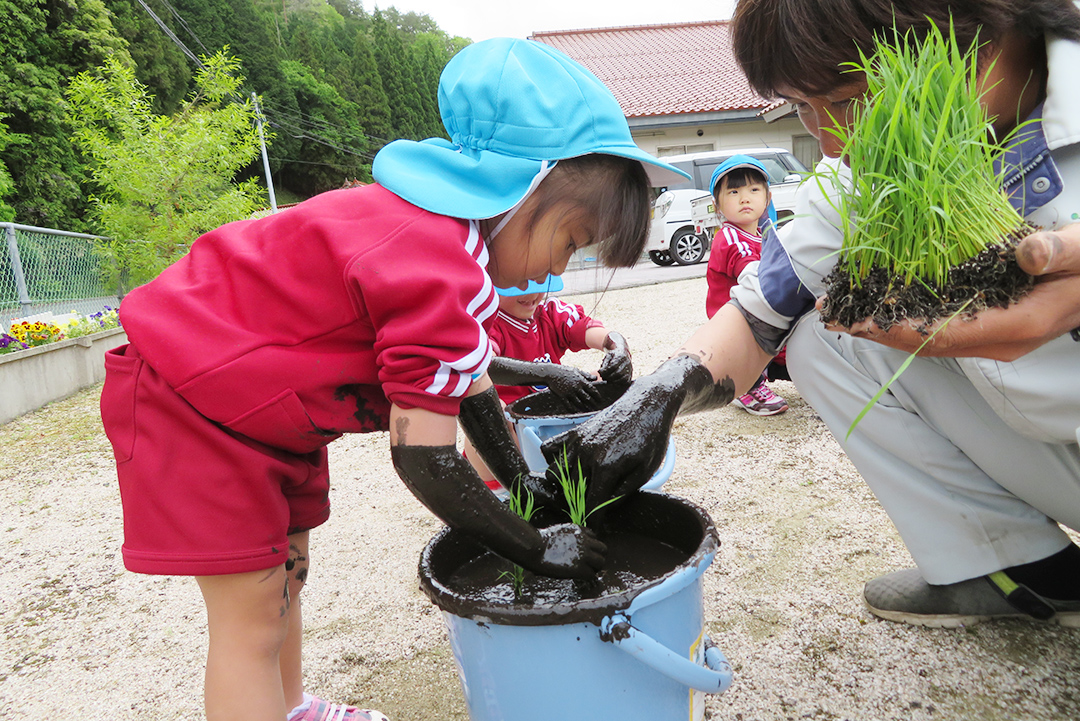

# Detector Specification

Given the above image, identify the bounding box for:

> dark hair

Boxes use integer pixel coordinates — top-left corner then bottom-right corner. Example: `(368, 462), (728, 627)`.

(713, 167), (769, 198)
(732, 0), (1080, 97)
(524, 154), (652, 268)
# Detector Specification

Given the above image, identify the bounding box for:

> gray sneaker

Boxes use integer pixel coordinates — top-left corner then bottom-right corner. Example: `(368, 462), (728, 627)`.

(864, 568), (1080, 628)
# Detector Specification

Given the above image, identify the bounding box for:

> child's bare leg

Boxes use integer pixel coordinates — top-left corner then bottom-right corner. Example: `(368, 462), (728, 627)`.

(280, 532), (310, 711)
(197, 551), (300, 720)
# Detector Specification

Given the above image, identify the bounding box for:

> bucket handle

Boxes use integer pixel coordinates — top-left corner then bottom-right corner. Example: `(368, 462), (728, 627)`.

(600, 614), (734, 694)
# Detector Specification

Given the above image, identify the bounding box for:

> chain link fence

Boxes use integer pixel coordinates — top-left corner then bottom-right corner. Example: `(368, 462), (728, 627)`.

(1, 223), (120, 329)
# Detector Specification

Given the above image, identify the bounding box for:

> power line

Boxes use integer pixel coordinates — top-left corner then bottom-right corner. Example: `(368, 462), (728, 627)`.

(260, 99), (394, 145)
(132, 1), (383, 165)
(152, 0), (212, 57)
(133, 0), (204, 68)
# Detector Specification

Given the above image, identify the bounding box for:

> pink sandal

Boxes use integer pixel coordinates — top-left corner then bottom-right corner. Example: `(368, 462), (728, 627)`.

(291, 696), (389, 721)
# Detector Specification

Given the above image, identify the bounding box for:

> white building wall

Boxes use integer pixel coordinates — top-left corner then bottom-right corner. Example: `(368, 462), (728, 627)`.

(632, 116), (809, 158)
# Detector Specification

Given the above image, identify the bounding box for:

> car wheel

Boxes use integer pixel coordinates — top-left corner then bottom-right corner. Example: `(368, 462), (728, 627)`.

(648, 250), (675, 266)
(670, 227), (707, 265)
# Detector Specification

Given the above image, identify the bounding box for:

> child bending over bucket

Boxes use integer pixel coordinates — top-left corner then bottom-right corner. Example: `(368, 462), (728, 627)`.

(99, 38), (687, 721)
(704, 155), (788, 416)
(463, 273), (633, 493)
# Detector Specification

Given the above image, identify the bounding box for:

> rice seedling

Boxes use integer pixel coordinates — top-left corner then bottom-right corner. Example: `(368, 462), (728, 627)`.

(499, 480), (537, 599)
(816, 20), (1033, 331)
(552, 446), (621, 527)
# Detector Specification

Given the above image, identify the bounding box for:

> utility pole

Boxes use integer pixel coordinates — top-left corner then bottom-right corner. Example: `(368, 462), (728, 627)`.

(252, 92), (278, 213)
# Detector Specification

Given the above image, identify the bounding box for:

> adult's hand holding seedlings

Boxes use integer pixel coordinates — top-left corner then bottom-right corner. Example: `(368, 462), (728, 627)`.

(488, 356), (602, 409)
(541, 353), (735, 509)
(597, 331), (633, 386)
(818, 224), (1080, 361)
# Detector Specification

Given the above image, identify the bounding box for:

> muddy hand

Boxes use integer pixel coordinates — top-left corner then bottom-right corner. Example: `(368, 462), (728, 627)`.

(543, 364), (603, 408)
(532, 523), (606, 578)
(598, 331), (633, 386)
(458, 385), (549, 498)
(487, 356), (601, 408)
(542, 354), (727, 509)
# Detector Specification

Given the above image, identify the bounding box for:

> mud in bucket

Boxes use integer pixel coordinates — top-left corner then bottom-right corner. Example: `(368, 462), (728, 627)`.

(419, 491), (733, 721)
(506, 383), (676, 491)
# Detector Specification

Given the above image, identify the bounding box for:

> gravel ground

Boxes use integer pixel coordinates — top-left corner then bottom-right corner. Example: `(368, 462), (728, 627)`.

(2, 276), (1079, 720)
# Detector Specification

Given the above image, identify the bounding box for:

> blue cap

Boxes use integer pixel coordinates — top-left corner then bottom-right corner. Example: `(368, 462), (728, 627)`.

(372, 38), (691, 219)
(708, 154), (777, 225)
(496, 274), (564, 296)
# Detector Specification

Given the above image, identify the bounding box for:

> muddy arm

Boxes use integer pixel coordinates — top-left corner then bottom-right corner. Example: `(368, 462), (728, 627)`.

(390, 402), (604, 578)
(487, 357), (602, 408)
(542, 305), (770, 504)
(456, 383), (563, 508)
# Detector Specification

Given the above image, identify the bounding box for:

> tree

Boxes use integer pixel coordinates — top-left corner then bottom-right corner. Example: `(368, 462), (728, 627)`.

(274, 59), (371, 194)
(411, 33), (452, 139)
(0, 116), (14, 223)
(371, 10), (424, 140)
(103, 0), (192, 115)
(344, 30), (392, 152)
(0, 0), (129, 230)
(67, 51), (263, 291)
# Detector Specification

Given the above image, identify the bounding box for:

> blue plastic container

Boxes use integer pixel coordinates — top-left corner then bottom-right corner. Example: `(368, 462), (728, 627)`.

(419, 492), (733, 721)
(507, 386), (676, 491)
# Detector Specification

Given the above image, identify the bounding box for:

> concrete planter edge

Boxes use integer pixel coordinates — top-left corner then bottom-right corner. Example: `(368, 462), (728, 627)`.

(1, 327), (128, 426)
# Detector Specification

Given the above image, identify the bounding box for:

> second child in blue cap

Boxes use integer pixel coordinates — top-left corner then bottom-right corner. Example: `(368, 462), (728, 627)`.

(463, 274), (634, 494)
(705, 155), (788, 416)
(99, 37), (688, 721)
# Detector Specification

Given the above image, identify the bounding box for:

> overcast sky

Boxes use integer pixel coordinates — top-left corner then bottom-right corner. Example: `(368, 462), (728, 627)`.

(375, 0), (739, 41)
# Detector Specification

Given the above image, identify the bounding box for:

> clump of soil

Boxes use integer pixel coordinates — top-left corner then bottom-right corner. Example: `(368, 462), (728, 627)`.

(819, 228), (1036, 333)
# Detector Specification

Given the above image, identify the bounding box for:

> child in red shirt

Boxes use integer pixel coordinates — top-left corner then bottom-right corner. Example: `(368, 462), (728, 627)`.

(98, 38), (687, 721)
(705, 155), (789, 416)
(463, 274), (632, 490)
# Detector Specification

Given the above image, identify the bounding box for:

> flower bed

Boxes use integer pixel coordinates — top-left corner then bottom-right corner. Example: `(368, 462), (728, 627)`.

(0, 309), (127, 425)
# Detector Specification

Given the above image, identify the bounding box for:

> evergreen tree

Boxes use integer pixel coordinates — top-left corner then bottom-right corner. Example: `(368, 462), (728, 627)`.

(0, 116), (14, 223)
(371, 10), (423, 140)
(103, 0), (192, 115)
(0, 0), (129, 230)
(411, 33), (449, 139)
(275, 60), (370, 194)
(346, 30), (392, 152)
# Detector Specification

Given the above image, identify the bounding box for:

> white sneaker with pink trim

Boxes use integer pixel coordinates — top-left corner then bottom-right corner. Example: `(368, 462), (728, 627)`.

(732, 380), (789, 416)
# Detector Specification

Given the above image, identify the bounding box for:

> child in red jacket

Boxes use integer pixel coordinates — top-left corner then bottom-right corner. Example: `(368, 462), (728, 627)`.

(464, 274), (632, 491)
(705, 155), (789, 416)
(98, 38), (686, 721)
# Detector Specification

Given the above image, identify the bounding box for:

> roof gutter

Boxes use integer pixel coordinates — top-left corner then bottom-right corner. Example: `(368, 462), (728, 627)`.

(627, 108), (765, 130)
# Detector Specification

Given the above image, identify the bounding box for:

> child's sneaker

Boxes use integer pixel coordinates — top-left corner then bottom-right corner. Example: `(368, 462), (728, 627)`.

(732, 380), (788, 416)
(291, 697), (390, 721)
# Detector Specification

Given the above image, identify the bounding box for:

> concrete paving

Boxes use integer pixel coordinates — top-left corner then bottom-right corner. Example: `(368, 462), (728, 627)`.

(559, 254), (707, 295)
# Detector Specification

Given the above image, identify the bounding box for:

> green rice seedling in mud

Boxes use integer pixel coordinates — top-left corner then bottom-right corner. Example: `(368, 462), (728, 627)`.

(816, 21), (1034, 334)
(499, 481), (537, 599)
(553, 446), (620, 527)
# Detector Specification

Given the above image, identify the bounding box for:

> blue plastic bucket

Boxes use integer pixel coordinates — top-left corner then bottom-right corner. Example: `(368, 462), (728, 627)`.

(506, 385), (676, 491)
(419, 492), (733, 721)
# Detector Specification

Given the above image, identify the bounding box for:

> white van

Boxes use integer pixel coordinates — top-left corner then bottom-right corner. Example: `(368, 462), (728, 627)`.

(647, 147), (809, 265)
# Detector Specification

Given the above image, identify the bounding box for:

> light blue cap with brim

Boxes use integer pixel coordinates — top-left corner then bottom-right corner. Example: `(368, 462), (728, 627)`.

(709, 154), (778, 225)
(372, 38), (691, 219)
(496, 274), (564, 296)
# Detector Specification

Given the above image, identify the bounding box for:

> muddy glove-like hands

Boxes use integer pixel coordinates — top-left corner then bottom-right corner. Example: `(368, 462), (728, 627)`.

(487, 356), (601, 409)
(597, 331), (632, 387)
(541, 354), (733, 510)
(391, 444), (605, 578)
(457, 385), (564, 508)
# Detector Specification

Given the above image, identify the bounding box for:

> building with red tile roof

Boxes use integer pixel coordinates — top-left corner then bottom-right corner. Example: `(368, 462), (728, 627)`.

(531, 21), (821, 171)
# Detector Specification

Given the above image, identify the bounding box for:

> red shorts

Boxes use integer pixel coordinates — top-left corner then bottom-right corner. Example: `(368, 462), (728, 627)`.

(100, 344), (331, 576)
